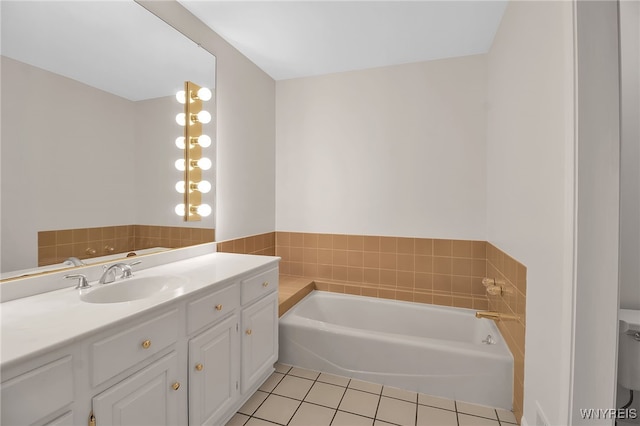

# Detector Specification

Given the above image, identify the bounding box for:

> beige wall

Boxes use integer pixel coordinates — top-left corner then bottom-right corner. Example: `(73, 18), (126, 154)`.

(275, 56), (487, 240)
(486, 2), (575, 424)
(137, 0), (276, 243)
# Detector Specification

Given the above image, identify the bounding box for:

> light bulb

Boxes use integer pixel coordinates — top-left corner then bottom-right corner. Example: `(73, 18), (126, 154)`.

(197, 204), (212, 217)
(197, 157), (212, 170)
(174, 159), (185, 171)
(176, 90), (186, 104)
(197, 135), (212, 148)
(175, 137), (185, 149)
(196, 180), (212, 193)
(197, 110), (212, 124)
(197, 87), (212, 101)
(176, 113), (186, 126)
(175, 181), (185, 193)
(175, 204), (185, 216)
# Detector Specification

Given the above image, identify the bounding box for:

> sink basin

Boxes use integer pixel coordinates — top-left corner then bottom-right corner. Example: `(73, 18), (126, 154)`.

(81, 275), (186, 303)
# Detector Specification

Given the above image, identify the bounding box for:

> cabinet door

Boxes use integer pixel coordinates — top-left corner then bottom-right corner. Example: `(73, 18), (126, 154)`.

(241, 292), (278, 394)
(188, 314), (239, 426)
(92, 352), (182, 426)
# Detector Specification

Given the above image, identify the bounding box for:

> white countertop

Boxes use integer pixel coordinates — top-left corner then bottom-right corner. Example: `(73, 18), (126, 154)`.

(1, 252), (279, 369)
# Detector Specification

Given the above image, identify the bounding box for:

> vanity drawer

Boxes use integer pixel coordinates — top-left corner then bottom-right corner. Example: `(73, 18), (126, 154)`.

(90, 309), (179, 387)
(187, 283), (239, 334)
(1, 355), (73, 425)
(241, 268), (278, 305)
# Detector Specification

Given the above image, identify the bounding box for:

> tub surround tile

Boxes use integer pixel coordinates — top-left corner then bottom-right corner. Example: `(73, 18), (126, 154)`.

(217, 232), (276, 257)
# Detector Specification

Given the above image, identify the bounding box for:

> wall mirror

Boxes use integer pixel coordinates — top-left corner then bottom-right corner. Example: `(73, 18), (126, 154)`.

(0, 1), (217, 280)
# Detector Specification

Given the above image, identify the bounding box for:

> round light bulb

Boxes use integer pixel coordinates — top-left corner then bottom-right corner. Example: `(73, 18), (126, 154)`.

(197, 87), (212, 101)
(176, 90), (186, 104)
(196, 180), (212, 193)
(197, 110), (212, 124)
(174, 159), (185, 171)
(175, 204), (185, 216)
(197, 135), (212, 148)
(175, 181), (185, 193)
(197, 204), (212, 217)
(197, 157), (212, 170)
(176, 113), (186, 126)
(175, 137), (185, 149)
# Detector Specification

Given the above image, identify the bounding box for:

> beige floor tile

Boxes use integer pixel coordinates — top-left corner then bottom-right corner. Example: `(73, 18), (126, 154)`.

(373, 421), (396, 426)
(417, 405), (458, 426)
(274, 363), (292, 374)
(289, 402), (336, 426)
(225, 412), (249, 426)
(289, 366), (321, 380)
(245, 418), (279, 426)
(418, 393), (456, 411)
(318, 372), (350, 387)
(332, 411), (374, 426)
(259, 372), (285, 392)
(272, 375), (314, 400)
(457, 413), (501, 426)
(238, 390), (269, 415)
(456, 401), (498, 419)
(349, 379), (383, 394)
(253, 394), (300, 425)
(338, 388), (381, 418)
(382, 386), (417, 403)
(305, 381), (347, 408)
(496, 408), (518, 424)
(375, 396), (417, 426)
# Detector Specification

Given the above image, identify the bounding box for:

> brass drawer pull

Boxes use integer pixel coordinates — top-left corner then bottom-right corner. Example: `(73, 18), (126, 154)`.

(262, 282), (269, 288)
(172, 382), (180, 391)
(195, 363), (204, 371)
(245, 329), (252, 335)
(215, 304), (223, 311)
(142, 340), (151, 349)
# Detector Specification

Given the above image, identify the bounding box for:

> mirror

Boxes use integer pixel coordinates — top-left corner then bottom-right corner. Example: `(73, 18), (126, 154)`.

(0, 1), (217, 280)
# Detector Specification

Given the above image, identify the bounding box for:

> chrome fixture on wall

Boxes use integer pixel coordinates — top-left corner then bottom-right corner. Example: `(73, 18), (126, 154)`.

(175, 81), (213, 222)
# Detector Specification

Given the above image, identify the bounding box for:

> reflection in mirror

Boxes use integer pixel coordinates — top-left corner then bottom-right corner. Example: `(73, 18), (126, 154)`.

(0, 1), (217, 280)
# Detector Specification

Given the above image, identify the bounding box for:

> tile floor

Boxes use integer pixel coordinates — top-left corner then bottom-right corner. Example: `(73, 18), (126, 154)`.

(227, 364), (518, 426)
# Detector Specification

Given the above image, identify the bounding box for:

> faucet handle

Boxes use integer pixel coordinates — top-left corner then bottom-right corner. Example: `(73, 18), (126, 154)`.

(120, 260), (142, 278)
(65, 274), (90, 289)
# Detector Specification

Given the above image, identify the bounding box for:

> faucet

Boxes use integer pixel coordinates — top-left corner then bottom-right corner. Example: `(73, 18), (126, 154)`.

(475, 311), (520, 321)
(63, 257), (85, 267)
(98, 261), (141, 284)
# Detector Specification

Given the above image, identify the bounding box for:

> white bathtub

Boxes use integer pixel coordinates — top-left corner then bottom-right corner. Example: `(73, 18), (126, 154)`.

(279, 291), (513, 409)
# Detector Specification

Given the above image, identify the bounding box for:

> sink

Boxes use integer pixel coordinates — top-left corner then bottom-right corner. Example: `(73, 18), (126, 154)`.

(80, 275), (186, 303)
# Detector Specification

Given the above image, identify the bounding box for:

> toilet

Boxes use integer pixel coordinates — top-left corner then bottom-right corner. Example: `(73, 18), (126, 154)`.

(618, 309), (640, 392)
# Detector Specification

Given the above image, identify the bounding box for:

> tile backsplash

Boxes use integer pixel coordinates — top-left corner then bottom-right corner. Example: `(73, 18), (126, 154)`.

(216, 232), (276, 256)
(37, 225), (215, 266)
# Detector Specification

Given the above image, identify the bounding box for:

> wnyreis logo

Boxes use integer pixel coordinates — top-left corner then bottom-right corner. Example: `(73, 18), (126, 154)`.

(579, 408), (638, 420)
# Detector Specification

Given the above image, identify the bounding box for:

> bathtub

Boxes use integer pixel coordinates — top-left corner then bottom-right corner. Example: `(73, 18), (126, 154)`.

(279, 291), (513, 409)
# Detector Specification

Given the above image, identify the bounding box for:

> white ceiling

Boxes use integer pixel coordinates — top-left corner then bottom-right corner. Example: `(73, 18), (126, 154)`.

(178, 0), (507, 81)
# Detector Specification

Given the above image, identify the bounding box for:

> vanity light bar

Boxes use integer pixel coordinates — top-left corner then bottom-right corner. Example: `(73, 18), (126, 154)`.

(175, 81), (212, 221)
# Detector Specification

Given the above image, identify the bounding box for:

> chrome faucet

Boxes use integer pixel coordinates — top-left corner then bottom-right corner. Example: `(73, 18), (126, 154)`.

(63, 257), (85, 266)
(98, 261), (141, 284)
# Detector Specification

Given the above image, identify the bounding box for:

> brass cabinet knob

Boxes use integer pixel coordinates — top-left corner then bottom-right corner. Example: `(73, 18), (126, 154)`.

(172, 382), (180, 391)
(215, 304), (223, 311)
(141, 340), (151, 349)
(195, 363), (204, 371)
(245, 329), (252, 335)
(262, 282), (269, 288)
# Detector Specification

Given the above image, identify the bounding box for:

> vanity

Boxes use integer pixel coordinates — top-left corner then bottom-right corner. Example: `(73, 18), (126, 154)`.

(1, 251), (279, 426)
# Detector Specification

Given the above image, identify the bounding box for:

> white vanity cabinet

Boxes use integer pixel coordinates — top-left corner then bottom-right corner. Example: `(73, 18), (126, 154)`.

(240, 268), (279, 395)
(1, 254), (279, 426)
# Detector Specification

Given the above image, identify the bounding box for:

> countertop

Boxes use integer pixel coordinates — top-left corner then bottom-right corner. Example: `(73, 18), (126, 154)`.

(1, 252), (279, 369)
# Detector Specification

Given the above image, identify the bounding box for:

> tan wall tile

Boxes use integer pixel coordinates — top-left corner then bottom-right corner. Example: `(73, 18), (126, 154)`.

(397, 271), (414, 288)
(415, 255), (433, 273)
(415, 238), (433, 255)
(347, 267), (363, 283)
(290, 232), (304, 247)
(317, 234), (333, 249)
(348, 251), (363, 267)
(433, 239), (452, 256)
(333, 266), (349, 281)
(452, 258), (472, 276)
(363, 236), (380, 252)
(333, 234), (348, 250)
(363, 268), (380, 285)
(397, 254), (414, 271)
(304, 233), (319, 248)
(348, 235), (364, 251)
(363, 252), (380, 268)
(317, 249), (332, 265)
(333, 250), (349, 266)
(415, 273), (433, 291)
(397, 237), (415, 254)
(303, 248), (318, 263)
(380, 237), (397, 253)
(433, 274), (452, 292)
(433, 257), (452, 275)
(452, 240), (472, 258)
(379, 269), (397, 286)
